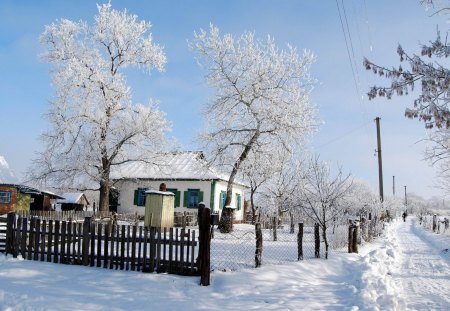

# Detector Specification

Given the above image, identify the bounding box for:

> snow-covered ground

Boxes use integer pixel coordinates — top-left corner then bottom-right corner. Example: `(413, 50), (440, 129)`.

(0, 217), (448, 311)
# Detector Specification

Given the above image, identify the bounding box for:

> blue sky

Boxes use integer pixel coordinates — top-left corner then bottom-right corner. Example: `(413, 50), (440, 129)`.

(0, 0), (448, 199)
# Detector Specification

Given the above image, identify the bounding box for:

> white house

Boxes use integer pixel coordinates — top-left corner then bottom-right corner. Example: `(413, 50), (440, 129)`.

(110, 152), (248, 222)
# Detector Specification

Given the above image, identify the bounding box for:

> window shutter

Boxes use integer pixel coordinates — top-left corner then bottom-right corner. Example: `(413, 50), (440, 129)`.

(183, 191), (188, 207)
(175, 191), (181, 208)
(199, 191), (204, 203)
(236, 194), (241, 210)
(133, 189), (138, 205)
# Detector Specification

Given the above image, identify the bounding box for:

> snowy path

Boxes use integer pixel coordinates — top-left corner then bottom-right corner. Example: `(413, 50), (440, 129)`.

(391, 217), (450, 310)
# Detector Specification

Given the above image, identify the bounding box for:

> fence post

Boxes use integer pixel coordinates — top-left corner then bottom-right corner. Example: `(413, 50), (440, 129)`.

(82, 216), (91, 266)
(314, 223), (320, 258)
(272, 216), (277, 241)
(198, 203), (211, 286)
(297, 222), (303, 261)
(5, 212), (16, 257)
(255, 222), (263, 267)
(352, 224), (359, 253)
(348, 223), (354, 253)
(433, 215), (437, 232)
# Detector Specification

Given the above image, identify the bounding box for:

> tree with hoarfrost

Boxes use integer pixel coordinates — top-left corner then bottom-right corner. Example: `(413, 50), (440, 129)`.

(364, 1), (450, 129)
(190, 25), (317, 232)
(364, 1), (450, 193)
(298, 156), (352, 259)
(30, 3), (169, 211)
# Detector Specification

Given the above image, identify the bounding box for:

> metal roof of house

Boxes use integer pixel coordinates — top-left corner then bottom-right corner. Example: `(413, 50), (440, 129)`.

(0, 183), (65, 199)
(110, 151), (247, 187)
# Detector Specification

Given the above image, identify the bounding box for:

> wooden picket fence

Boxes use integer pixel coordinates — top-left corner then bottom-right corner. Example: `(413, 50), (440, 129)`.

(0, 216), (6, 253)
(4, 213), (200, 276)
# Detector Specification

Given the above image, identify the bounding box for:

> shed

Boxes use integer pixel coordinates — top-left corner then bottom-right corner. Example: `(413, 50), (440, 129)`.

(57, 192), (90, 211)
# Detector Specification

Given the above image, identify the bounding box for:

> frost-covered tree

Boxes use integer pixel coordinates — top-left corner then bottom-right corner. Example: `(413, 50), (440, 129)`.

(364, 1), (450, 129)
(30, 3), (169, 211)
(190, 25), (317, 232)
(298, 156), (352, 259)
(240, 150), (274, 224)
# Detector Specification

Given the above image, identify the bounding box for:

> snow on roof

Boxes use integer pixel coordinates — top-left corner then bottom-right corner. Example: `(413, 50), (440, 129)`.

(57, 192), (88, 204)
(111, 151), (246, 186)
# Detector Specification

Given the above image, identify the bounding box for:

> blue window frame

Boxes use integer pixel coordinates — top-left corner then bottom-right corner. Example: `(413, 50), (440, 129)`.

(219, 191), (226, 209)
(236, 193), (242, 211)
(0, 191), (11, 204)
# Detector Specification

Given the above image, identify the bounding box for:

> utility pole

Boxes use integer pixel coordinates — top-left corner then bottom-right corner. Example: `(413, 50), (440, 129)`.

(393, 176), (395, 197)
(375, 117), (384, 202)
(404, 186), (407, 208)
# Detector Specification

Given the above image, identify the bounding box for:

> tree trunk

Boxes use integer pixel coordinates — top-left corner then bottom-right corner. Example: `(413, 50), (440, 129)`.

(322, 224), (329, 259)
(99, 178), (110, 212)
(218, 125), (261, 233)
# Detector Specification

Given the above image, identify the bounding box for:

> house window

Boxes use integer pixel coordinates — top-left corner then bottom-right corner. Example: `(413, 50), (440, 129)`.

(167, 188), (181, 208)
(133, 188), (147, 207)
(219, 191), (226, 209)
(236, 193), (242, 211)
(0, 191), (11, 204)
(183, 189), (204, 208)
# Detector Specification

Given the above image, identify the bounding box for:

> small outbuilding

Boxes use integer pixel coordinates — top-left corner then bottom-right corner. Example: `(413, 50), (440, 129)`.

(56, 192), (90, 211)
(0, 184), (65, 214)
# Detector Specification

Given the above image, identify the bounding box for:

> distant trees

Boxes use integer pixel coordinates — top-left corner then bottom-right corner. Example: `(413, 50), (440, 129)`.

(30, 3), (169, 211)
(190, 25), (317, 232)
(298, 156), (352, 259)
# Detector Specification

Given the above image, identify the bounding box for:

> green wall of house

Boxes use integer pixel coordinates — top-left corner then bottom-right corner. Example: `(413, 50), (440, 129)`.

(16, 193), (30, 212)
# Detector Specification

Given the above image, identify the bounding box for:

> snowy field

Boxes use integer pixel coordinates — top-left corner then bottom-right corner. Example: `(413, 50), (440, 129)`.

(0, 217), (449, 311)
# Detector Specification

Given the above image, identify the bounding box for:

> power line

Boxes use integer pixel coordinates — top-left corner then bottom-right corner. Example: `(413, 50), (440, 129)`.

(315, 120), (372, 149)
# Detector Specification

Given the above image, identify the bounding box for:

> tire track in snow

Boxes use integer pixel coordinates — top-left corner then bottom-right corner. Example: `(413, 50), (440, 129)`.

(391, 218), (450, 310)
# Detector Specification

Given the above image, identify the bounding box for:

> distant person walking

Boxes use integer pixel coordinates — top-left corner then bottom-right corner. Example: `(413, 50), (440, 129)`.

(402, 212), (407, 222)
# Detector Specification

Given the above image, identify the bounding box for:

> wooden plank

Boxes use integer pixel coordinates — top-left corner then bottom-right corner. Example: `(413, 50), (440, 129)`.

(14, 216), (21, 259)
(60, 221), (66, 264)
(47, 220), (53, 263)
(27, 218), (34, 260)
(20, 217), (27, 260)
(103, 222), (110, 269)
(82, 217), (91, 266)
(163, 228), (167, 270)
(180, 228), (185, 274)
(97, 223), (103, 267)
(149, 227), (155, 273)
(33, 218), (41, 261)
(71, 222), (77, 263)
(40, 219), (46, 262)
(115, 224), (120, 270)
(53, 220), (60, 264)
(131, 225), (137, 271)
(156, 228), (161, 272)
(142, 227), (148, 272)
(90, 223), (95, 267)
(66, 221), (72, 264)
(174, 228), (179, 273)
(137, 226), (142, 272)
(190, 230), (196, 273)
(120, 225), (125, 270)
(186, 229), (191, 274)
(169, 228), (173, 273)
(126, 225), (130, 271)
(77, 222), (82, 265)
(109, 224), (115, 270)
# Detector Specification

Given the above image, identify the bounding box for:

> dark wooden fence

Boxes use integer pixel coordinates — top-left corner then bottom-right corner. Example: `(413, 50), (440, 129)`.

(5, 212), (199, 276)
(0, 216), (6, 253)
